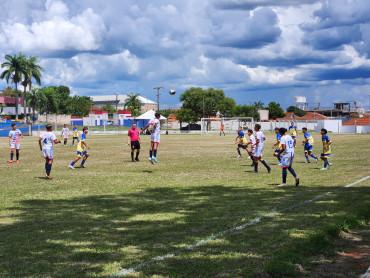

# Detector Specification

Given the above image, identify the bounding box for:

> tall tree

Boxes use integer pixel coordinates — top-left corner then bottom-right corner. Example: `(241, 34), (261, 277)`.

(0, 54), (27, 120)
(124, 93), (141, 110)
(235, 105), (260, 120)
(179, 87), (235, 121)
(40, 87), (58, 122)
(21, 56), (44, 122)
(267, 101), (286, 119)
(27, 87), (46, 123)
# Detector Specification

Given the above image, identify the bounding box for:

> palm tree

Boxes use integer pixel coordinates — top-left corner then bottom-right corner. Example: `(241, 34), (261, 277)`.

(124, 93), (141, 111)
(0, 54), (27, 120)
(21, 56), (44, 122)
(253, 101), (264, 110)
(27, 87), (46, 123)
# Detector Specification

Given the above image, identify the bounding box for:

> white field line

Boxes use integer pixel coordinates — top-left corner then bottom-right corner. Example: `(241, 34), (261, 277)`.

(109, 176), (370, 278)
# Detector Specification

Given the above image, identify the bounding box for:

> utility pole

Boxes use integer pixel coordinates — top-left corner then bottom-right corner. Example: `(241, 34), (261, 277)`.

(153, 87), (164, 111)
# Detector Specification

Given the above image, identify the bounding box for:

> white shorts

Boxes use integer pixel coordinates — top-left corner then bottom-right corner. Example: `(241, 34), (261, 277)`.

(42, 148), (54, 159)
(10, 144), (20, 150)
(151, 133), (160, 143)
(254, 148), (263, 158)
(281, 155), (294, 168)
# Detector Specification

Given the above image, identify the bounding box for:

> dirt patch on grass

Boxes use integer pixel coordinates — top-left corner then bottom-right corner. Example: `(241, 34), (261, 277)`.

(308, 225), (369, 278)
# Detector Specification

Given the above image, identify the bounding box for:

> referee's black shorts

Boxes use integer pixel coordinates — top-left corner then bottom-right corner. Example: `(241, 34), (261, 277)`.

(131, 141), (141, 150)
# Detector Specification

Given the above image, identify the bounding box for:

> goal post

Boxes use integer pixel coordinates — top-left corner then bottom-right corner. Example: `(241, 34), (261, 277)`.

(201, 117), (254, 135)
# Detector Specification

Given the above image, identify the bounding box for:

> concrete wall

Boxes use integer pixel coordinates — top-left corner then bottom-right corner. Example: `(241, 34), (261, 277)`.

(314, 120), (342, 133)
(341, 125), (370, 133)
(38, 114), (71, 124)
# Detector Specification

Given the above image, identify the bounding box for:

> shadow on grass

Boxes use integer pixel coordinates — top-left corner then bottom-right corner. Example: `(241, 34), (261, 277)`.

(0, 184), (368, 277)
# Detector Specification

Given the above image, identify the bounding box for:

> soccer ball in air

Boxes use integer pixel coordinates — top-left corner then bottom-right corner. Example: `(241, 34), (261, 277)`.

(169, 89), (176, 95)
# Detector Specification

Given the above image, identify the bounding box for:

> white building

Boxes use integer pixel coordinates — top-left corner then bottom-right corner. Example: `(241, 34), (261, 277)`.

(90, 95), (157, 112)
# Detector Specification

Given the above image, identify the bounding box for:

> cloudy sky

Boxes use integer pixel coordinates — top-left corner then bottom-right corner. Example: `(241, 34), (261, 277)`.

(1, 0), (370, 110)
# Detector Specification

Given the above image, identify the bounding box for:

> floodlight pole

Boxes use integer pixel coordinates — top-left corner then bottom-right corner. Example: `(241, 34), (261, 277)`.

(153, 87), (164, 111)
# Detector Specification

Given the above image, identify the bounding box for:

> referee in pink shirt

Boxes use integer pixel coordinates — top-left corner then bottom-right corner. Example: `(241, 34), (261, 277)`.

(127, 123), (141, 162)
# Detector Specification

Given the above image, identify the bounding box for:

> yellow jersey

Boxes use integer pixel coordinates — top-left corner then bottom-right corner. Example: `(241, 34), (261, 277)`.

(77, 133), (87, 152)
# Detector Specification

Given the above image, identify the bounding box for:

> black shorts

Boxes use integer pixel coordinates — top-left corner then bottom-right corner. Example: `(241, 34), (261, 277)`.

(131, 141), (141, 150)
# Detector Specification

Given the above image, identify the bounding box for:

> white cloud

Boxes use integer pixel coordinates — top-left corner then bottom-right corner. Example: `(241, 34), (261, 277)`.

(1, 0), (105, 54)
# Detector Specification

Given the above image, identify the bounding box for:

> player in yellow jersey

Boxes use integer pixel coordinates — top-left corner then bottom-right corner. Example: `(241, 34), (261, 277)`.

(288, 122), (297, 146)
(320, 128), (332, 170)
(72, 124), (79, 146)
(302, 127), (318, 163)
(69, 127), (90, 169)
(235, 126), (248, 158)
(272, 127), (283, 165)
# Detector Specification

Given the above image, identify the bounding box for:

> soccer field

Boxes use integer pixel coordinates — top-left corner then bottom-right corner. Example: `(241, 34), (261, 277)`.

(0, 133), (369, 277)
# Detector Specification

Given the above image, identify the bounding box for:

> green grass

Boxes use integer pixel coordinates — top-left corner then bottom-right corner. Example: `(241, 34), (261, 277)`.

(0, 132), (369, 277)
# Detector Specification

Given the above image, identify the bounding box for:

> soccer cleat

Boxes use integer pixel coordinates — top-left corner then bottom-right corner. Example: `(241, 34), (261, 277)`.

(252, 171), (258, 173)
(153, 156), (158, 163)
(315, 158), (318, 163)
(295, 177), (300, 186)
(80, 165), (86, 168)
(267, 167), (271, 173)
(306, 161), (310, 163)
(277, 163), (281, 166)
(131, 160), (135, 162)
(246, 156), (250, 159)
(47, 175), (52, 179)
(8, 160), (13, 164)
(278, 183), (287, 187)
(135, 158), (139, 162)
(149, 157), (154, 164)
(16, 160), (19, 164)
(237, 155), (241, 158)
(69, 165), (75, 169)
(320, 167), (327, 171)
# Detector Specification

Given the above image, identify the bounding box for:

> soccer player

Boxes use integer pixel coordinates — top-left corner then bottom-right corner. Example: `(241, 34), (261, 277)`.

(252, 124), (271, 173)
(127, 123), (141, 162)
(141, 112), (161, 164)
(288, 122), (298, 146)
(278, 128), (299, 187)
(245, 129), (256, 166)
(320, 128), (332, 170)
(220, 122), (225, 136)
(302, 127), (318, 163)
(69, 127), (90, 169)
(272, 127), (282, 165)
(8, 123), (23, 163)
(235, 126), (248, 158)
(61, 124), (69, 146)
(39, 124), (61, 179)
(72, 125), (79, 146)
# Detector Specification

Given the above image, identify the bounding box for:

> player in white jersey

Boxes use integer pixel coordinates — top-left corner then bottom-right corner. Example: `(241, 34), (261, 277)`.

(252, 124), (271, 173)
(39, 124), (61, 179)
(61, 124), (70, 146)
(141, 112), (161, 164)
(277, 128), (299, 187)
(245, 129), (256, 167)
(8, 123), (23, 163)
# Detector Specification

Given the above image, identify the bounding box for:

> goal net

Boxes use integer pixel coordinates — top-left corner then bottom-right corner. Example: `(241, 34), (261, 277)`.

(201, 117), (254, 135)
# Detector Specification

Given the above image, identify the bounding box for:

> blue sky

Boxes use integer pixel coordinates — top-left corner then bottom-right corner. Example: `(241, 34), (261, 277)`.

(1, 0), (370, 110)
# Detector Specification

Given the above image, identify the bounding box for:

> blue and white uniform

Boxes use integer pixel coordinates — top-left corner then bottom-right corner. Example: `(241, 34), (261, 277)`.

(9, 129), (22, 150)
(280, 134), (295, 168)
(254, 131), (265, 158)
(40, 131), (58, 159)
(150, 118), (161, 143)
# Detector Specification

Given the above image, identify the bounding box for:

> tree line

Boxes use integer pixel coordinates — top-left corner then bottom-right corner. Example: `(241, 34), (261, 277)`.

(171, 87), (287, 123)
